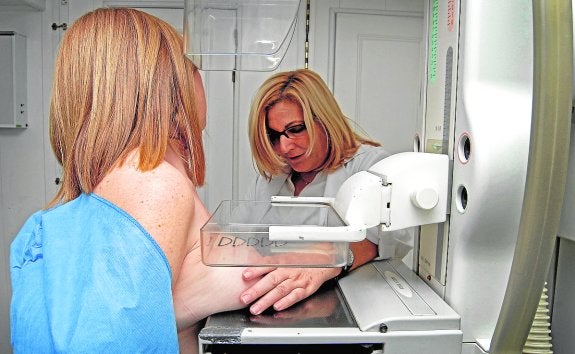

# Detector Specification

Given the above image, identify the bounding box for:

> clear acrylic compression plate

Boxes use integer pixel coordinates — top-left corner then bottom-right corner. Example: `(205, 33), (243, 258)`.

(184, 0), (301, 71)
(201, 200), (349, 267)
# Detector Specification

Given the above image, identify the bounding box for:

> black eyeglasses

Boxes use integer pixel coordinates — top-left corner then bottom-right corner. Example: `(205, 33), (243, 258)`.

(267, 123), (307, 145)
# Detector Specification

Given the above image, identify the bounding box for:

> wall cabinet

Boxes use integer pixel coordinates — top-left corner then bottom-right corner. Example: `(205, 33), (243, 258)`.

(0, 31), (27, 128)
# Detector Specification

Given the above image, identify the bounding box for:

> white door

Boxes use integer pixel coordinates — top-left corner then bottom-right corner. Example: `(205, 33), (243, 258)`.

(310, 1), (425, 267)
(332, 10), (424, 154)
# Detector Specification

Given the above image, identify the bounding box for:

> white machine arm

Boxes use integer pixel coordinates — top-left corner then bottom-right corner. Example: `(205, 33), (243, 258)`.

(269, 152), (449, 242)
(337, 151), (449, 232)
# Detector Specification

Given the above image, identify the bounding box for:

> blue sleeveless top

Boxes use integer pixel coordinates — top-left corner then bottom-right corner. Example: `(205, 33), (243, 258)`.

(10, 193), (179, 353)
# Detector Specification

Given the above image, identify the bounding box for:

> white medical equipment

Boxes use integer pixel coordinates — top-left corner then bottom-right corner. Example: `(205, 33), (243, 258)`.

(189, 0), (574, 353)
(269, 152), (448, 242)
(199, 153), (461, 354)
(201, 152), (448, 267)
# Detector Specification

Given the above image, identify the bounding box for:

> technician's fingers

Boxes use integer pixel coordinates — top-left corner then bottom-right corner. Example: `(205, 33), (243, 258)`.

(240, 269), (288, 306)
(241, 267), (337, 315)
(271, 286), (307, 312)
(247, 269), (319, 314)
(248, 280), (300, 315)
(242, 266), (277, 280)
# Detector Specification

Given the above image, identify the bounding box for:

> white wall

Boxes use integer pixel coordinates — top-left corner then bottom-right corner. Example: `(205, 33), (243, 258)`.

(0, 1), (57, 352)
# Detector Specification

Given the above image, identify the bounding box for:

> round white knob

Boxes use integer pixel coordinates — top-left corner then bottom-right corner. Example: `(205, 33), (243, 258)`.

(411, 188), (439, 210)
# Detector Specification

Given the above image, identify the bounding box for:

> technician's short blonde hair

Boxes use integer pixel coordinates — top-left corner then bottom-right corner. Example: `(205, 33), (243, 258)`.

(248, 69), (379, 179)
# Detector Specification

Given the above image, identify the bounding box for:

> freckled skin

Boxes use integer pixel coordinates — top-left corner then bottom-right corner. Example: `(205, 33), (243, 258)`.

(92, 71), (257, 353)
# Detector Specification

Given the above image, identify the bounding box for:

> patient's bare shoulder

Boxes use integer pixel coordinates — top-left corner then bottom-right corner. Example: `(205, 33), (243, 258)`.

(94, 150), (195, 279)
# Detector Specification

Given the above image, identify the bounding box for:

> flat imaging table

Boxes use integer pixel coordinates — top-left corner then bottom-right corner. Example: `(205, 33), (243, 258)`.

(199, 260), (463, 354)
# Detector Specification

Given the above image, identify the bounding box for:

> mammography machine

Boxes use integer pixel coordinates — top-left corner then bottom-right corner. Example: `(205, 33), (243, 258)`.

(185, 0), (574, 353)
(198, 152), (461, 354)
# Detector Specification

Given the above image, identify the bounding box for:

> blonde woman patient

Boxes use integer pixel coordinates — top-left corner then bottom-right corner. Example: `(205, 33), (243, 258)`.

(10, 8), (255, 353)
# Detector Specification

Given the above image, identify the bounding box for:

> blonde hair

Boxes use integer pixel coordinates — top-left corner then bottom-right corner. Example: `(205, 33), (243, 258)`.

(248, 69), (379, 179)
(49, 8), (204, 207)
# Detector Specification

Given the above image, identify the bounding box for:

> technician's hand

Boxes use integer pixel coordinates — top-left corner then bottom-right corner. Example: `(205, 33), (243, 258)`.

(249, 288), (339, 325)
(239, 267), (341, 315)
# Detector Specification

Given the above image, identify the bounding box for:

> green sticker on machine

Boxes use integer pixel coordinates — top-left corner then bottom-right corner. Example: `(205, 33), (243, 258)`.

(429, 0), (439, 82)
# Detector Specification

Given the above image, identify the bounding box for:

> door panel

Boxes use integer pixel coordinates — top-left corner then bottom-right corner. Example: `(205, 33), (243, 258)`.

(334, 11), (424, 154)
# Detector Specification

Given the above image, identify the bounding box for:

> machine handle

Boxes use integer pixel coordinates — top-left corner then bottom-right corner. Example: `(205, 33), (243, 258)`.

(491, 0), (573, 352)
